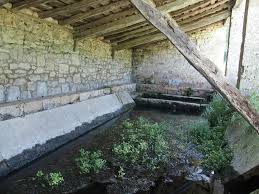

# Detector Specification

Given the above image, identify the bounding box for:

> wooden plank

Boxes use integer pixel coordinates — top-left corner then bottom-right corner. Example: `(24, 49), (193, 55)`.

(39, 0), (101, 18)
(74, 0), (204, 39)
(106, 25), (155, 41)
(114, 10), (229, 50)
(175, 0), (229, 22)
(130, 0), (259, 133)
(12, 0), (46, 9)
(112, 28), (158, 44)
(60, 0), (131, 25)
(178, 4), (229, 25)
(74, 9), (137, 31)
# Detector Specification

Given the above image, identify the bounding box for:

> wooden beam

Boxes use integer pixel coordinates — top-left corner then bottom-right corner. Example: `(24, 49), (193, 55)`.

(130, 0), (259, 133)
(73, 0), (204, 39)
(114, 10), (229, 50)
(12, 0), (46, 9)
(39, 0), (101, 18)
(60, 0), (131, 25)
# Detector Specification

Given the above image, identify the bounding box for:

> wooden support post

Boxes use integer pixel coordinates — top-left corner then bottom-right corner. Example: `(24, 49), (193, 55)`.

(130, 0), (259, 133)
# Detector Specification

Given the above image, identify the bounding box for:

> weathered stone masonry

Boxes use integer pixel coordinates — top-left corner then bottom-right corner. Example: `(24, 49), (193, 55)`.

(0, 8), (132, 103)
(132, 22), (229, 91)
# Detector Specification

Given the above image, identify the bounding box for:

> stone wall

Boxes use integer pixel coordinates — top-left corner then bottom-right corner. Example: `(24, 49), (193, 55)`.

(0, 8), (132, 103)
(239, 0), (259, 94)
(132, 22), (229, 90)
(226, 0), (259, 95)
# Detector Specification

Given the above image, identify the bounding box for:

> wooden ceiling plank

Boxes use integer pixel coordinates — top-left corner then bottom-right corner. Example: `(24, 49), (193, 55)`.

(60, 0), (131, 25)
(175, 0), (229, 21)
(106, 25), (154, 40)
(74, 8), (137, 31)
(112, 28), (158, 44)
(178, 4), (229, 25)
(113, 10), (230, 50)
(39, 0), (101, 18)
(13, 0), (47, 9)
(73, 0), (204, 39)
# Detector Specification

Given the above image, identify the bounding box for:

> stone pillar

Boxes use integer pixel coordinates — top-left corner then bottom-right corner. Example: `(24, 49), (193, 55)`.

(226, 0), (247, 87)
(239, 0), (259, 94)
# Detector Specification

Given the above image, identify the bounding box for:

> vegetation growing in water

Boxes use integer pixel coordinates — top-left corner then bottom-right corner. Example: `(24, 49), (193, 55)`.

(189, 93), (259, 172)
(35, 170), (64, 188)
(75, 149), (106, 174)
(112, 117), (171, 170)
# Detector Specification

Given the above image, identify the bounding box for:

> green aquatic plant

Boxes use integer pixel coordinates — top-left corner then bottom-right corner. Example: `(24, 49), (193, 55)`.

(116, 166), (126, 178)
(75, 149), (106, 174)
(35, 170), (64, 188)
(113, 117), (171, 170)
(188, 94), (234, 171)
(202, 94), (233, 128)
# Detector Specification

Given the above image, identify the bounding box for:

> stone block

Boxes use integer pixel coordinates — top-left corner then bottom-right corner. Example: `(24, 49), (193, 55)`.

(0, 103), (23, 117)
(36, 82), (47, 97)
(0, 85), (5, 103)
(42, 97), (61, 110)
(6, 86), (20, 102)
(23, 100), (43, 114)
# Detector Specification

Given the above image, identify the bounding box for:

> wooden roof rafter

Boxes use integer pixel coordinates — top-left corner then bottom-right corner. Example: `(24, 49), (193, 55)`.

(2, 0), (233, 49)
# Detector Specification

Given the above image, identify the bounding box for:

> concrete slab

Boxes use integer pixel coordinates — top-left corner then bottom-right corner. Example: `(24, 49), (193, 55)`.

(0, 93), (135, 176)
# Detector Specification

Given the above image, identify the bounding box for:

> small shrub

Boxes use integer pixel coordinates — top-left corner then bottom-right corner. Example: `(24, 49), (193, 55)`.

(185, 87), (193, 97)
(189, 121), (233, 171)
(75, 149), (106, 174)
(202, 94), (233, 128)
(35, 170), (64, 188)
(113, 117), (171, 170)
(116, 166), (126, 178)
(188, 94), (235, 171)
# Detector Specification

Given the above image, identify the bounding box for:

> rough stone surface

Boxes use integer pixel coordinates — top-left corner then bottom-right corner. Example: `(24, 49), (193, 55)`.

(133, 23), (228, 90)
(0, 8), (132, 103)
(0, 84), (136, 119)
(239, 0), (259, 94)
(0, 93), (135, 177)
(226, 0), (246, 87)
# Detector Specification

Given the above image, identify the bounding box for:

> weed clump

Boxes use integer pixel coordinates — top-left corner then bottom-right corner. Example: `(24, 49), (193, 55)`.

(35, 170), (64, 188)
(113, 117), (171, 170)
(75, 149), (106, 174)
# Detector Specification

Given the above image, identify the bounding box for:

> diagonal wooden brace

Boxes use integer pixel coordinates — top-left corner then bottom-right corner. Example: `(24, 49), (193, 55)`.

(130, 0), (259, 133)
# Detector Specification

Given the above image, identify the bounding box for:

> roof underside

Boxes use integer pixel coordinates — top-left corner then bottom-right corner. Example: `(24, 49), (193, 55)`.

(2, 0), (234, 50)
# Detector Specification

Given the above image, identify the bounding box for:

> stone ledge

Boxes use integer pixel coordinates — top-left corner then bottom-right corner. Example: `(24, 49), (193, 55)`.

(137, 84), (214, 98)
(0, 83), (136, 121)
(0, 92), (135, 177)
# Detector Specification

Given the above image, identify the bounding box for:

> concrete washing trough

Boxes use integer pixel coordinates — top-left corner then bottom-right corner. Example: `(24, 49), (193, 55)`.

(0, 91), (135, 177)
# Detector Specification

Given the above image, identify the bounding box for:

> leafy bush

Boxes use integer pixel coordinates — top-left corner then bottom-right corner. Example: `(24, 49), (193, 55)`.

(202, 94), (233, 128)
(35, 170), (64, 188)
(189, 120), (233, 171)
(75, 149), (106, 174)
(188, 94), (234, 171)
(113, 117), (171, 170)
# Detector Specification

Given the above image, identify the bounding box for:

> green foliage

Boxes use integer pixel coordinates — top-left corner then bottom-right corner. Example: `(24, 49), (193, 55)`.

(113, 117), (171, 170)
(189, 120), (233, 171)
(185, 87), (193, 97)
(75, 149), (106, 174)
(202, 94), (233, 128)
(188, 94), (234, 171)
(116, 166), (126, 178)
(35, 170), (64, 188)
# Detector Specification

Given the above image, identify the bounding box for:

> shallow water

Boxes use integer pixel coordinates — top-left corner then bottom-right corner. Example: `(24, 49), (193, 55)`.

(0, 107), (209, 194)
